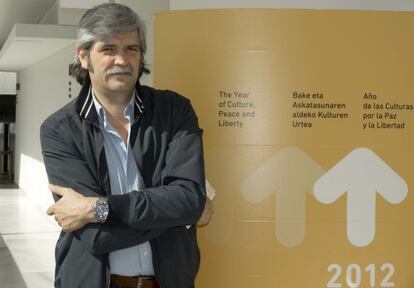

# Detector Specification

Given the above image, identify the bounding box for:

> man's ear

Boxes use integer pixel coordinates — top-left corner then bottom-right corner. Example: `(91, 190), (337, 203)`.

(77, 48), (89, 69)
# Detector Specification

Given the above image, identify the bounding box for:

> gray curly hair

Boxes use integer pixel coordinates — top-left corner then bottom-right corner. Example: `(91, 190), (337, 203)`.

(69, 3), (150, 85)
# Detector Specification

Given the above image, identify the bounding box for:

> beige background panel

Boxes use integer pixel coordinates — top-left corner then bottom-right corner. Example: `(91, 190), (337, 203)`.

(155, 9), (414, 288)
(155, 10), (414, 147)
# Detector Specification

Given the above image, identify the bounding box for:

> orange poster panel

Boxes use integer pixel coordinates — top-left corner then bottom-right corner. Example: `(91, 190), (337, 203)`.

(155, 9), (414, 288)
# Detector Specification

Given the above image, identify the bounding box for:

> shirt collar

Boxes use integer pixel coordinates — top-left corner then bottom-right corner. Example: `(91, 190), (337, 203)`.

(79, 84), (145, 124)
(92, 90), (136, 126)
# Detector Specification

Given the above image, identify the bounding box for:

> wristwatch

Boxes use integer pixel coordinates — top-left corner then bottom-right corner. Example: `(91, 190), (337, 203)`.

(92, 197), (109, 223)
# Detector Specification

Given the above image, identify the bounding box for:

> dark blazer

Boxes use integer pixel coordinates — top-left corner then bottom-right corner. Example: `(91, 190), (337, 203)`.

(40, 79), (206, 288)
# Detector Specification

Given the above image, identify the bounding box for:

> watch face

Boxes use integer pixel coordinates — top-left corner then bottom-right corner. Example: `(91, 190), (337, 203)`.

(94, 198), (109, 222)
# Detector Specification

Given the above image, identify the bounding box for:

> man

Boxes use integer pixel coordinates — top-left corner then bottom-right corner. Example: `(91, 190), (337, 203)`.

(41, 3), (212, 288)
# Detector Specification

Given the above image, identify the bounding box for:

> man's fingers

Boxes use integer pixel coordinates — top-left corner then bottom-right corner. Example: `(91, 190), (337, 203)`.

(54, 215), (61, 225)
(205, 198), (214, 213)
(47, 205), (55, 216)
(197, 199), (214, 226)
(49, 184), (66, 196)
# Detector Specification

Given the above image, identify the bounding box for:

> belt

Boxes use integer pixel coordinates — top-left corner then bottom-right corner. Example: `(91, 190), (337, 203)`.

(110, 274), (159, 288)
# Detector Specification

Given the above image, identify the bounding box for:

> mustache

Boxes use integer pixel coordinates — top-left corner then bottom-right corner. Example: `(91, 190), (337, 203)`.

(106, 66), (133, 76)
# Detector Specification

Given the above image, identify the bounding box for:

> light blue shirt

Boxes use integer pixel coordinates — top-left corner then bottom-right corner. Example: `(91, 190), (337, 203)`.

(92, 90), (154, 276)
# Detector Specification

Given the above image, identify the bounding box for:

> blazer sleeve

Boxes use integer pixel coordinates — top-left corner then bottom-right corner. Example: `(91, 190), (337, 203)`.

(107, 96), (207, 229)
(40, 117), (164, 256)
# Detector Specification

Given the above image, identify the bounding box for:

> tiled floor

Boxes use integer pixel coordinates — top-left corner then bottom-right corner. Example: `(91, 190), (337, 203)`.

(0, 188), (59, 288)
(0, 236), (26, 288)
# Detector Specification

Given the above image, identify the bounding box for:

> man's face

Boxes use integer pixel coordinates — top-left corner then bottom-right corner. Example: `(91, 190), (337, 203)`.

(78, 31), (141, 96)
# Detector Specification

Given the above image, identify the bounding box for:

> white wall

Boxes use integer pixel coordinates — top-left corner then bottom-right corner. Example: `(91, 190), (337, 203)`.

(0, 72), (16, 94)
(170, 0), (414, 11)
(15, 44), (81, 209)
(60, 0), (109, 9)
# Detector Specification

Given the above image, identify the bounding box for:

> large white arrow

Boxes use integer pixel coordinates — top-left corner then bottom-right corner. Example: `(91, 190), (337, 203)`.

(242, 147), (325, 247)
(314, 147), (408, 247)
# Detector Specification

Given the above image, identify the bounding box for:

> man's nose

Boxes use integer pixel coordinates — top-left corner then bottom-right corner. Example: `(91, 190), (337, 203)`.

(113, 52), (127, 65)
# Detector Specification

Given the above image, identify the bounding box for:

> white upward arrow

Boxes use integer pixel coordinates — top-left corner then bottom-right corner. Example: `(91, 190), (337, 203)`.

(242, 147), (325, 247)
(314, 147), (408, 247)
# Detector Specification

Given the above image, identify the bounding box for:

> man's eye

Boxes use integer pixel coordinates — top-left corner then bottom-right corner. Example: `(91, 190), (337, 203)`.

(101, 47), (114, 52)
(128, 46), (140, 52)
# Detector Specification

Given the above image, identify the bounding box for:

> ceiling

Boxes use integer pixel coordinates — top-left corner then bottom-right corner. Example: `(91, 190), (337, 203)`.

(0, 0), (116, 71)
(0, 0), (57, 51)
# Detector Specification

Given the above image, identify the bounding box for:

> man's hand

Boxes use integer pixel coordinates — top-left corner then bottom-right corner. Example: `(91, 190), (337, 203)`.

(197, 198), (214, 226)
(47, 184), (98, 232)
